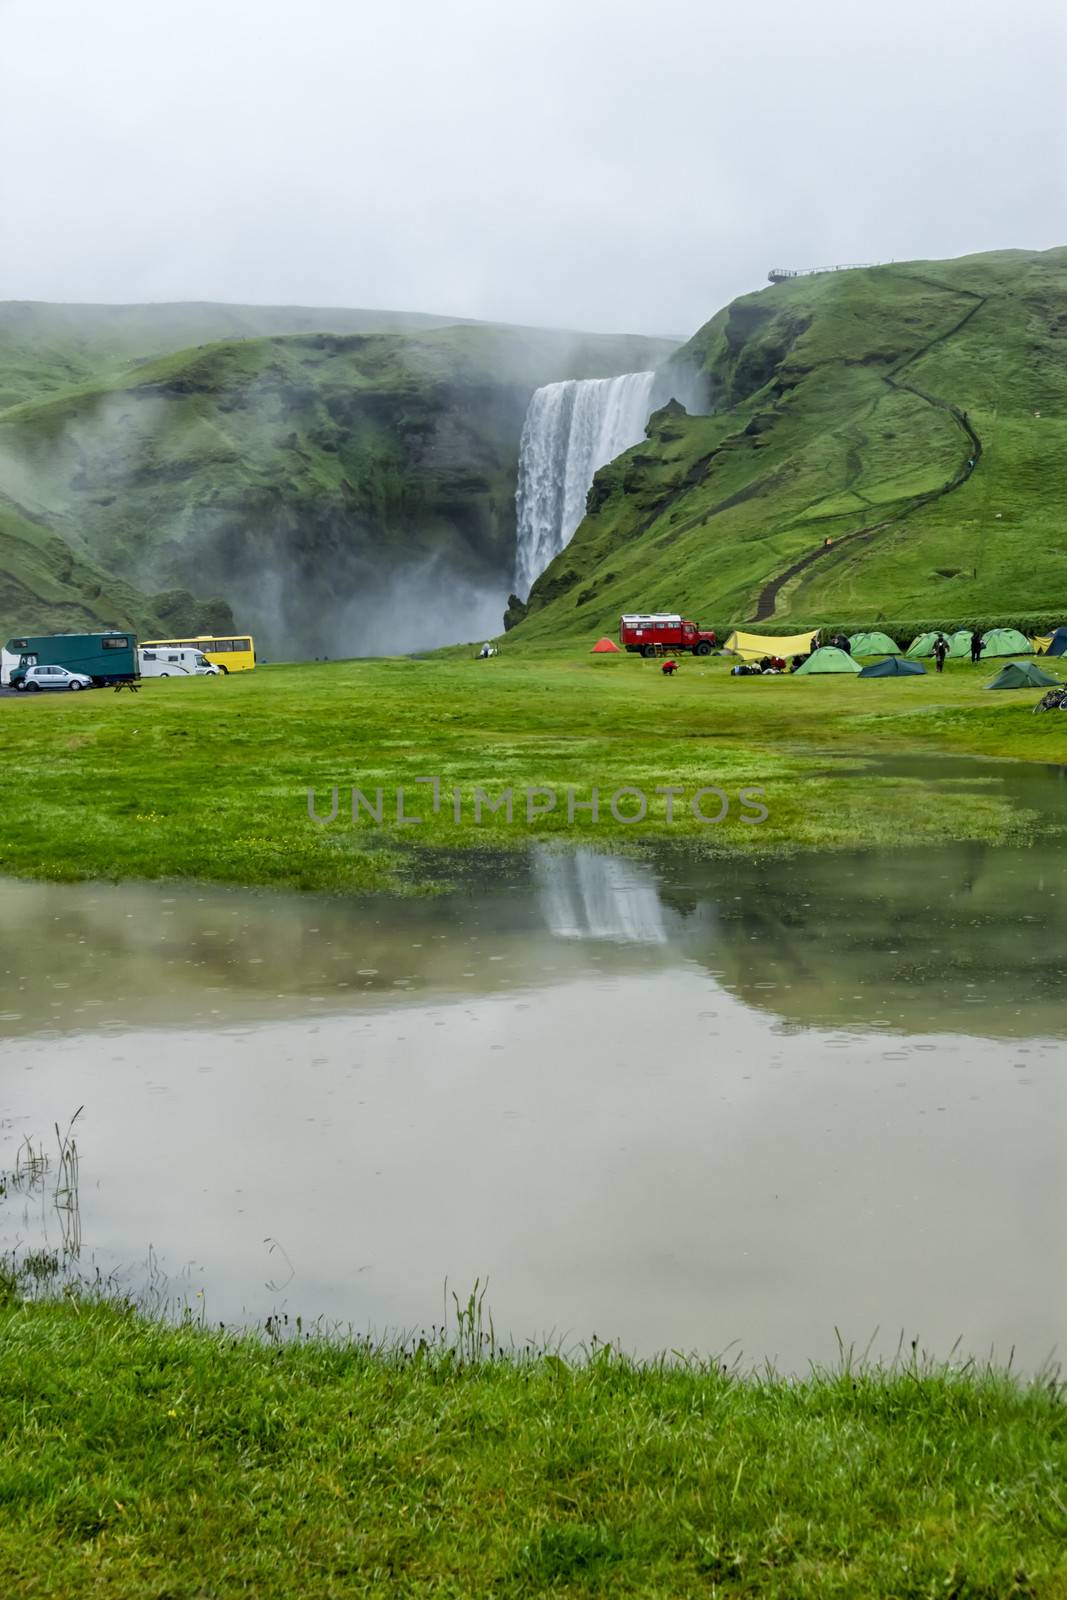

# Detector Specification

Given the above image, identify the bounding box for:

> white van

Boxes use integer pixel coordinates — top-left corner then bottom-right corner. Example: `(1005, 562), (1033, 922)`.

(1, 646), (18, 686)
(138, 647), (221, 678)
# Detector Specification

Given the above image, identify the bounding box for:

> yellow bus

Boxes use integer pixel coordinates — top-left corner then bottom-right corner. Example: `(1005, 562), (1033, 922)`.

(139, 634), (256, 673)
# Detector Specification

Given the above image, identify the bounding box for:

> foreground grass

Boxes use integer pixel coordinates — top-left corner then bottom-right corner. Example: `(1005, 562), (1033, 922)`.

(0, 651), (1063, 894)
(1, 1297), (1065, 1598)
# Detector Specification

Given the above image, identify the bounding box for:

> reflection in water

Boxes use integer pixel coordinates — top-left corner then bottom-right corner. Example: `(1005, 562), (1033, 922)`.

(533, 848), (673, 944)
(1, 767), (1066, 1370)
(2, 826), (1062, 1040)
(660, 838), (1067, 1036)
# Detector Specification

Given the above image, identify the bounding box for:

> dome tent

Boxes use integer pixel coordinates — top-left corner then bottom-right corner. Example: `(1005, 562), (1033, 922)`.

(591, 637), (620, 653)
(906, 631), (940, 657)
(985, 661), (1059, 689)
(982, 627), (1033, 657)
(1046, 627), (1067, 658)
(849, 631), (900, 656)
(947, 630), (974, 657)
(858, 657), (927, 678)
(793, 646), (862, 676)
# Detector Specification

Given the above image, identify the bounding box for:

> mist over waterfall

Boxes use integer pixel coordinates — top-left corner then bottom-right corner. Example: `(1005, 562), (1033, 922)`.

(513, 371), (656, 598)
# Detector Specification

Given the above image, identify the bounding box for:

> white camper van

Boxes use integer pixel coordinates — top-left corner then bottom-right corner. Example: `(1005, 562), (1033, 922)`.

(1, 647), (18, 687)
(137, 646), (221, 678)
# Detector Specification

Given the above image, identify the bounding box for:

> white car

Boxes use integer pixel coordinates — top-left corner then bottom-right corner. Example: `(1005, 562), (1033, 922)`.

(15, 664), (94, 692)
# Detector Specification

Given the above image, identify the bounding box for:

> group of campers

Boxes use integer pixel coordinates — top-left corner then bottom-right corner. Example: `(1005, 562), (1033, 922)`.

(929, 630), (986, 672)
(719, 623), (1066, 683)
(730, 654), (789, 677)
(602, 620), (1064, 693)
(815, 629), (986, 672)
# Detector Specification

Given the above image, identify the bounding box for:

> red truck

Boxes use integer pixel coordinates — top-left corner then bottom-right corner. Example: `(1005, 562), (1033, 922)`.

(619, 613), (717, 657)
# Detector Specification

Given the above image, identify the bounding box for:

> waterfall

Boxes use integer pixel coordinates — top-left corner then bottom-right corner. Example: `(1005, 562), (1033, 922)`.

(513, 370), (657, 598)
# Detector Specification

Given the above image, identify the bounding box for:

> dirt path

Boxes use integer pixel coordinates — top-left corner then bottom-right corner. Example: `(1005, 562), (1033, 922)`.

(752, 289), (987, 623)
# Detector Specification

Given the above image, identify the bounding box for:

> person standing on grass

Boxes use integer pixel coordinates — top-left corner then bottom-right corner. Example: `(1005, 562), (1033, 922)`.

(933, 634), (949, 673)
(970, 630), (984, 664)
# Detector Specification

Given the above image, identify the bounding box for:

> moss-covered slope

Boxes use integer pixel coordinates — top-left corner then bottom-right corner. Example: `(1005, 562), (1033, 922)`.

(512, 248), (1067, 645)
(0, 497), (230, 639)
(0, 319), (673, 651)
(0, 301), (514, 411)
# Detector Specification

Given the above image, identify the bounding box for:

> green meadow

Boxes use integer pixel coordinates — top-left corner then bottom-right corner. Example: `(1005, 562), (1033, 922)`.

(1, 1284), (1065, 1599)
(1, 650), (1063, 895)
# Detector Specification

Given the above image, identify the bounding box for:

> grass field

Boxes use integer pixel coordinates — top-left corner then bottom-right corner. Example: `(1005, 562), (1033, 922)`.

(3, 653), (1065, 1596)
(1, 1287), (1064, 1599)
(1, 651), (1063, 894)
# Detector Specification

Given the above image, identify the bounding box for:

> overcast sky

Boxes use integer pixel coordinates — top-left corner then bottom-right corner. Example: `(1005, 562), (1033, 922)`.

(2, 0), (1065, 337)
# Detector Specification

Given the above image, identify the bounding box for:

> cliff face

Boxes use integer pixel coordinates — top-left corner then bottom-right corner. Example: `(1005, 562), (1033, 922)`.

(0, 499), (232, 641)
(512, 248), (1067, 644)
(0, 313), (674, 653)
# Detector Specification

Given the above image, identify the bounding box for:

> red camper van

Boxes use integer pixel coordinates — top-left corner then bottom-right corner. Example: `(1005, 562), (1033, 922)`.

(619, 613), (717, 657)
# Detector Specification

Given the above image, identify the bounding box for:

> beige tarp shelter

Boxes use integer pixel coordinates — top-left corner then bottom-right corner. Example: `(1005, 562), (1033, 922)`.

(723, 629), (817, 661)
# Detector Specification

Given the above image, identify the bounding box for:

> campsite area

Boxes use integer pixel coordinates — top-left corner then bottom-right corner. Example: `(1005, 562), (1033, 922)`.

(3, 641), (1067, 1598)
(1, 646), (1065, 893)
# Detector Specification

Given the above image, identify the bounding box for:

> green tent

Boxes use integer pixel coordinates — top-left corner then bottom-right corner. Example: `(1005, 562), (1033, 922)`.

(982, 627), (1033, 657)
(985, 661), (1059, 690)
(794, 646), (862, 676)
(947, 630), (974, 657)
(906, 631), (940, 657)
(849, 631), (900, 656)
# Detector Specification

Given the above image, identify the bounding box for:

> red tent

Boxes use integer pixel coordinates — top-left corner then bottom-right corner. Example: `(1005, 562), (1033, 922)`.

(591, 637), (620, 653)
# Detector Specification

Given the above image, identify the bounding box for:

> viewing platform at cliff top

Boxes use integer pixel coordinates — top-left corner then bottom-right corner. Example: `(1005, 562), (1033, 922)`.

(768, 263), (876, 283)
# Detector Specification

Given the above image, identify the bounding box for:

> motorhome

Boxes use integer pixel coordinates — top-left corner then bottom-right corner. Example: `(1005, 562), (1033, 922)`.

(137, 646), (221, 678)
(6, 631), (137, 687)
(138, 634), (255, 672)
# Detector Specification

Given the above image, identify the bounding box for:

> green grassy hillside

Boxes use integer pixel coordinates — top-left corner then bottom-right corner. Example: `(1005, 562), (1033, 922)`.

(0, 496), (230, 640)
(0, 301), (516, 411)
(513, 248), (1067, 646)
(0, 315), (673, 650)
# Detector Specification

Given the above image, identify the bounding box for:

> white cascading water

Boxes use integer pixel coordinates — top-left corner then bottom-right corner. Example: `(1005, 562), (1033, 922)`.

(533, 848), (669, 945)
(513, 371), (657, 598)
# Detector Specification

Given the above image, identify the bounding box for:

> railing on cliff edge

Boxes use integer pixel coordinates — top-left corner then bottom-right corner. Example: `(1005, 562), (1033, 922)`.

(767, 264), (878, 284)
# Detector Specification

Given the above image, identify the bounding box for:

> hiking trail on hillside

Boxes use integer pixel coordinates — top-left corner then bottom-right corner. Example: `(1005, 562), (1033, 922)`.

(752, 284), (987, 623)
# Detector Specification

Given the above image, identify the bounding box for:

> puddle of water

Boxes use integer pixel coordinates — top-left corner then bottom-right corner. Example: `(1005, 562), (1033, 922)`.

(1, 778), (1065, 1370)
(2, 829), (1063, 1038)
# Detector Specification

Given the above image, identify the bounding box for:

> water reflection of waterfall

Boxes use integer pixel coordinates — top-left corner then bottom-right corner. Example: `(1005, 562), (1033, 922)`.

(534, 848), (669, 944)
(513, 371), (656, 598)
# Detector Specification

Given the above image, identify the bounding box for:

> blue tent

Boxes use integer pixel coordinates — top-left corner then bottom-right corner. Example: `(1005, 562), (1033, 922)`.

(858, 657), (927, 678)
(1047, 627), (1067, 658)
